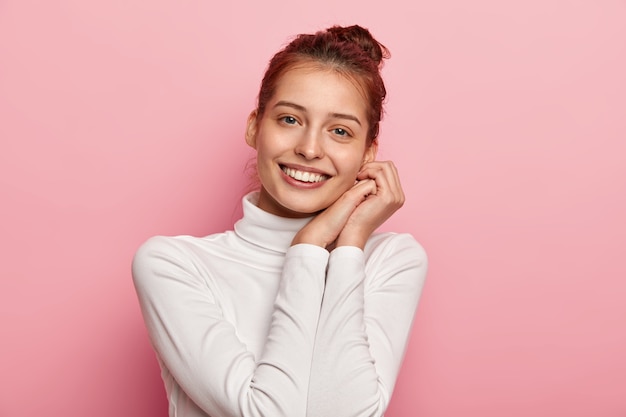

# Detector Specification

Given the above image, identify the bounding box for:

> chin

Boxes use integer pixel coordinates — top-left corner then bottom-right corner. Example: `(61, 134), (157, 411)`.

(259, 184), (340, 218)
(282, 201), (326, 216)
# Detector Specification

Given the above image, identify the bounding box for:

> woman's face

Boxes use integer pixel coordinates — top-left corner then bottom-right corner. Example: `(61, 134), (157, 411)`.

(246, 64), (377, 218)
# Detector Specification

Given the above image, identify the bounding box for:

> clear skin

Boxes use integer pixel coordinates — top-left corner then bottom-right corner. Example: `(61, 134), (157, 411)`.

(245, 64), (405, 250)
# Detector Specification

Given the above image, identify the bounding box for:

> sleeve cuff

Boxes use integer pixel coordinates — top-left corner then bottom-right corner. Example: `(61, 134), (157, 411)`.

(329, 245), (364, 262)
(287, 243), (330, 262)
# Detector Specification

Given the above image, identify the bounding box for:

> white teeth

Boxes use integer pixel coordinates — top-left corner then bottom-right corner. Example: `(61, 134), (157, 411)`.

(281, 166), (328, 183)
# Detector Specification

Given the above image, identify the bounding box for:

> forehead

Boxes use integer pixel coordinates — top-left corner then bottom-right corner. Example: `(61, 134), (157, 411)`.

(270, 64), (369, 117)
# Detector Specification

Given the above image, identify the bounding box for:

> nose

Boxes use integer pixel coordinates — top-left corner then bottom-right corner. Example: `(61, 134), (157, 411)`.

(295, 128), (324, 160)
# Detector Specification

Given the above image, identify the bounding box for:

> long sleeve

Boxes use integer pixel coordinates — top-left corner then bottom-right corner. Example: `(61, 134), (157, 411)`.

(306, 233), (427, 417)
(132, 236), (328, 417)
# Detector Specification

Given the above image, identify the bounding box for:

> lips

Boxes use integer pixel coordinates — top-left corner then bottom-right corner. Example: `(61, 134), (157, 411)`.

(280, 165), (329, 183)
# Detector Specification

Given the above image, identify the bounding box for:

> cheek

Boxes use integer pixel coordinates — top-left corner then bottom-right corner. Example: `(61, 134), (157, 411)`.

(338, 148), (367, 174)
(254, 136), (274, 164)
(334, 161), (363, 187)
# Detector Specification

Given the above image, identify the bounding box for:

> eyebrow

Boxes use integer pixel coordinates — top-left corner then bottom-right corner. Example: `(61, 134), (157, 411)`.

(273, 100), (362, 126)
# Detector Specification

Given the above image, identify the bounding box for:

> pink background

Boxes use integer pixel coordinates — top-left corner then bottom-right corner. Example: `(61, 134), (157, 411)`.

(1, 0), (625, 416)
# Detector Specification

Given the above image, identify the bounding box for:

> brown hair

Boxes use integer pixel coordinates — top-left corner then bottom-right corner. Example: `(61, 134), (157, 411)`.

(256, 25), (390, 143)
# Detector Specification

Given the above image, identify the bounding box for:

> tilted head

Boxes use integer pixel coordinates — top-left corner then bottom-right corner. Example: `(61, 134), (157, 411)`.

(255, 25), (390, 145)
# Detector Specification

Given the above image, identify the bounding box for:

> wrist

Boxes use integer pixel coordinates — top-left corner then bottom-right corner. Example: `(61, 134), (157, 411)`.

(291, 231), (331, 249)
(335, 232), (367, 250)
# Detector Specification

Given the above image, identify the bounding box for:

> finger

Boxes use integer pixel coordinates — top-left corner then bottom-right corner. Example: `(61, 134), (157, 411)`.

(357, 163), (393, 194)
(359, 161), (400, 185)
(357, 161), (404, 204)
(347, 178), (377, 199)
(320, 179), (376, 220)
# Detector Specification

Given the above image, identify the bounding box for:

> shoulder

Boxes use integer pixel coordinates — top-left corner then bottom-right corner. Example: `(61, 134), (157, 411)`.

(362, 232), (428, 289)
(133, 234), (213, 264)
(131, 232), (230, 285)
(364, 232), (427, 268)
(131, 236), (194, 283)
(133, 230), (236, 259)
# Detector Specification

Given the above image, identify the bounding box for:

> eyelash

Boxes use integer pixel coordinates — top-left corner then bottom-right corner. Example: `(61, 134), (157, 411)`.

(280, 116), (298, 125)
(333, 127), (351, 137)
(279, 116), (352, 138)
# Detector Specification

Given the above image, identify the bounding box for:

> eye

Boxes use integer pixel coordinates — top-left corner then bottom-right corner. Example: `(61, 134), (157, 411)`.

(333, 127), (350, 137)
(281, 116), (298, 125)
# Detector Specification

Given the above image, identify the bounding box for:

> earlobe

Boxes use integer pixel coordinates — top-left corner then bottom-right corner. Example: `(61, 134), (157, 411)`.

(245, 110), (258, 149)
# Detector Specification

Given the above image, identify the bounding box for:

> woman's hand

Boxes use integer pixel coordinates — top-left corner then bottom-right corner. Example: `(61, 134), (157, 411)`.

(336, 161), (405, 249)
(291, 160), (404, 250)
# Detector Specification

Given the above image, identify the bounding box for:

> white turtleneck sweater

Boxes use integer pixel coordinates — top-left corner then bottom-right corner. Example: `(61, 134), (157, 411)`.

(132, 192), (427, 417)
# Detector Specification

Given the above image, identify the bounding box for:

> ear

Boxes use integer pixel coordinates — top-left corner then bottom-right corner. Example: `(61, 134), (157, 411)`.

(245, 110), (259, 149)
(362, 140), (378, 165)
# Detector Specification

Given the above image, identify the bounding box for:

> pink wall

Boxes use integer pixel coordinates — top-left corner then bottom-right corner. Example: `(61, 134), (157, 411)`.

(1, 1), (625, 416)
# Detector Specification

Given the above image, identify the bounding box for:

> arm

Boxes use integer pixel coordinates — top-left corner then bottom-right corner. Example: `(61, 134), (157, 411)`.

(292, 160), (426, 416)
(306, 235), (427, 417)
(132, 237), (328, 417)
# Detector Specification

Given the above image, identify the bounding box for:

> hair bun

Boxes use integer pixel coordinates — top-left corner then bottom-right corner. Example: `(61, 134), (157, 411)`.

(327, 25), (390, 66)
(258, 24), (390, 141)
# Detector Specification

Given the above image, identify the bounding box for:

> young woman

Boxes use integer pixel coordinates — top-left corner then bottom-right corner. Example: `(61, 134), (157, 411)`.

(133, 24), (427, 417)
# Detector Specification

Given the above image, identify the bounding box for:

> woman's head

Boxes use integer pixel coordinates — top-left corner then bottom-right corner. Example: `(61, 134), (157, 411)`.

(245, 25), (390, 217)
(255, 25), (389, 144)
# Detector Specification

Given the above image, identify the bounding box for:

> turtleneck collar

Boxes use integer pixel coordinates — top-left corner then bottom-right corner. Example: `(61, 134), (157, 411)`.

(234, 192), (314, 254)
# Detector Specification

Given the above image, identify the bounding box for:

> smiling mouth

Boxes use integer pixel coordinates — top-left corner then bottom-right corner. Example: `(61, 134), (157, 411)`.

(281, 165), (329, 183)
